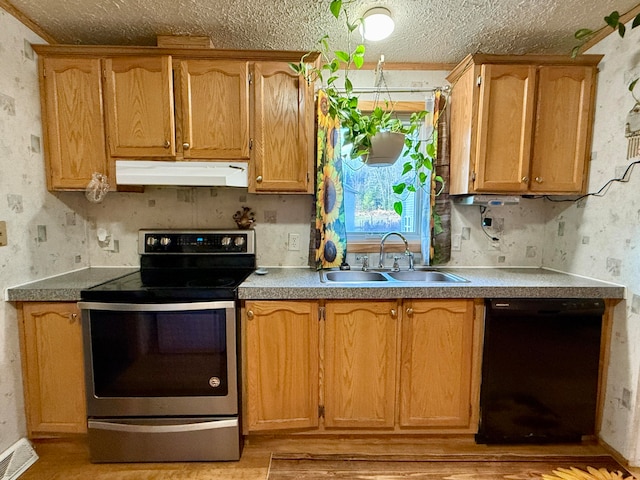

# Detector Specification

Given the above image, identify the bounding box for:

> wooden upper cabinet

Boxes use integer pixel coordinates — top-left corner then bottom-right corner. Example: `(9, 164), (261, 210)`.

(178, 59), (250, 160)
(244, 300), (319, 432)
(19, 302), (87, 436)
(40, 57), (109, 190)
(104, 56), (176, 158)
(530, 66), (595, 193)
(399, 299), (476, 429)
(323, 300), (398, 429)
(250, 62), (314, 193)
(475, 64), (536, 193)
(447, 54), (601, 195)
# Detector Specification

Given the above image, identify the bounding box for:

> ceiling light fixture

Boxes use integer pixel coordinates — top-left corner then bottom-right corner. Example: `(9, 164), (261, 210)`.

(360, 7), (395, 42)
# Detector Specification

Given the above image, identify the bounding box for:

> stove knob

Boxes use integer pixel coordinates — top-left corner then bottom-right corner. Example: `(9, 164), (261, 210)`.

(221, 236), (232, 247)
(234, 236), (245, 247)
(146, 236), (159, 247)
(160, 237), (171, 247)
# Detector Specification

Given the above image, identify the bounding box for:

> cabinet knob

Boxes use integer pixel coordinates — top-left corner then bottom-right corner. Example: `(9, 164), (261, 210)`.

(390, 309), (398, 319)
(247, 310), (254, 320)
(521, 176), (529, 183)
(256, 176), (263, 183)
(69, 313), (78, 322)
(406, 307), (414, 316)
(183, 142), (190, 150)
(163, 140), (170, 148)
(535, 176), (543, 183)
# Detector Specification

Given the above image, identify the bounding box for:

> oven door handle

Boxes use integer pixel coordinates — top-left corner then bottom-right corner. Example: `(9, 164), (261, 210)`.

(88, 418), (238, 433)
(77, 301), (235, 312)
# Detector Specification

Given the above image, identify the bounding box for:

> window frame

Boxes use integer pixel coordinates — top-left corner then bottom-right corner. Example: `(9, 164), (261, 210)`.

(346, 100), (428, 254)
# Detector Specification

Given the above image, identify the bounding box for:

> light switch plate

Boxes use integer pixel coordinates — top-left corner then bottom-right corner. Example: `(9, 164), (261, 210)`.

(0, 221), (7, 246)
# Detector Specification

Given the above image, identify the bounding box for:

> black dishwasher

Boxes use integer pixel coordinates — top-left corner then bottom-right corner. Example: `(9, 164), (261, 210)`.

(476, 298), (605, 444)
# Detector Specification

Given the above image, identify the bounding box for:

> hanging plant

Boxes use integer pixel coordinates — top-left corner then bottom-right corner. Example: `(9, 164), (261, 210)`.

(290, 0), (441, 216)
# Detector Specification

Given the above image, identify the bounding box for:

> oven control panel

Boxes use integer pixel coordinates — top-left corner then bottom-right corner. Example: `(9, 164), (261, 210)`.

(139, 230), (255, 254)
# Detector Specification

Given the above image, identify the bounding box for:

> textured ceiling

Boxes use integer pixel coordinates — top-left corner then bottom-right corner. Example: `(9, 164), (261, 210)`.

(7, 0), (640, 64)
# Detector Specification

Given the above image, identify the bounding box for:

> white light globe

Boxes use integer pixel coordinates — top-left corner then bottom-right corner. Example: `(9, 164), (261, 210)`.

(360, 7), (395, 41)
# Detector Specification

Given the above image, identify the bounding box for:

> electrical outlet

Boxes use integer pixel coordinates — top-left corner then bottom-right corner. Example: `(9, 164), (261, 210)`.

(0, 221), (7, 246)
(452, 234), (462, 251)
(288, 233), (300, 251)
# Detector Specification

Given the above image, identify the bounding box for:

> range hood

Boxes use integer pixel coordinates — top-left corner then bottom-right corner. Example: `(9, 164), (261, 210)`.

(115, 160), (249, 187)
(452, 195), (520, 206)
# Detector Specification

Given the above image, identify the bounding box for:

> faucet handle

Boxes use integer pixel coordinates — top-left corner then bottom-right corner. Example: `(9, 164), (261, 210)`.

(392, 256), (400, 271)
(361, 255), (369, 271)
(405, 249), (415, 271)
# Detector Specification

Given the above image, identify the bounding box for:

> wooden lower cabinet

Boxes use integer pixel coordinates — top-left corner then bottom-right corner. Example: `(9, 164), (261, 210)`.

(243, 298), (482, 434)
(399, 299), (477, 428)
(243, 300), (319, 432)
(18, 302), (87, 436)
(323, 300), (399, 429)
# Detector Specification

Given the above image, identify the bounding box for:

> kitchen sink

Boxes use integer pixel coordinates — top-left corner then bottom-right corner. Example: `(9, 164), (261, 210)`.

(320, 269), (468, 283)
(323, 271), (387, 282)
(386, 270), (467, 282)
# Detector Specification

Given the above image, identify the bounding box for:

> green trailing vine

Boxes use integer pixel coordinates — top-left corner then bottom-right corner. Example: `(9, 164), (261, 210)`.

(290, 0), (443, 217)
(573, 10), (640, 102)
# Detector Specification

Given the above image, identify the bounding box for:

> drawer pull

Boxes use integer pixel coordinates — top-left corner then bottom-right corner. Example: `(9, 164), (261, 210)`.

(247, 310), (254, 320)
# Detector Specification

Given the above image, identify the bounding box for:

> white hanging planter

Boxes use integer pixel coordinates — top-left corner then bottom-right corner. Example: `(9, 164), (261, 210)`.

(365, 131), (405, 167)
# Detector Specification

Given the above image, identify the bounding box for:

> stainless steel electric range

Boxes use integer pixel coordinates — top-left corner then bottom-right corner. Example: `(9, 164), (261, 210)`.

(78, 229), (255, 463)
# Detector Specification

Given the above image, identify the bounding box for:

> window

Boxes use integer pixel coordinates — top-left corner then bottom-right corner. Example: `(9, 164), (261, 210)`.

(340, 102), (433, 252)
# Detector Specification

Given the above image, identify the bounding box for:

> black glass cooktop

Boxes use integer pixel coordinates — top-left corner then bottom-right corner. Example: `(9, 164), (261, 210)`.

(81, 268), (254, 303)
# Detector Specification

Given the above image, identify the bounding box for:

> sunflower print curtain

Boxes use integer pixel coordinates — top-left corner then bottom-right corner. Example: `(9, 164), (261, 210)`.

(315, 90), (348, 269)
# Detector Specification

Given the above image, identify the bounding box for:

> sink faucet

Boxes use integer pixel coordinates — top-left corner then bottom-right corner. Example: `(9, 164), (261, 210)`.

(378, 232), (415, 271)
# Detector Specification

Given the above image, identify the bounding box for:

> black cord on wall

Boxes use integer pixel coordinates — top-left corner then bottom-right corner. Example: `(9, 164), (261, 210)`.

(544, 159), (640, 202)
(479, 206), (499, 242)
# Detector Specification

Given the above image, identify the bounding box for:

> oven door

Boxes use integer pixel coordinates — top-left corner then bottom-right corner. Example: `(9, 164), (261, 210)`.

(78, 300), (237, 417)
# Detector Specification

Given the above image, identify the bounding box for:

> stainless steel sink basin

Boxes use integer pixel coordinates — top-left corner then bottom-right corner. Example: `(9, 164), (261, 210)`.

(320, 269), (468, 283)
(323, 271), (387, 282)
(386, 271), (467, 282)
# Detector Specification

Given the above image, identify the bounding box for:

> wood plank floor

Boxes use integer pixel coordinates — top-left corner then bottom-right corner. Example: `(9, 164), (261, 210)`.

(19, 435), (640, 480)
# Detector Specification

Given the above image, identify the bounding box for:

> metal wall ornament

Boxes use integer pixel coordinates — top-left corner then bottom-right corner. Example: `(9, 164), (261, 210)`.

(625, 102), (640, 159)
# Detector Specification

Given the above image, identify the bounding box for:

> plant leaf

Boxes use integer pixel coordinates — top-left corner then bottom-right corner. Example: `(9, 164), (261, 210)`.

(571, 45), (581, 59)
(330, 0), (342, 19)
(633, 13), (640, 29)
(629, 78), (639, 92)
(618, 23), (626, 37)
(393, 201), (403, 216)
(393, 182), (406, 194)
(335, 50), (350, 63)
(402, 162), (413, 175)
(605, 11), (620, 28)
(344, 77), (353, 94)
(574, 28), (593, 40)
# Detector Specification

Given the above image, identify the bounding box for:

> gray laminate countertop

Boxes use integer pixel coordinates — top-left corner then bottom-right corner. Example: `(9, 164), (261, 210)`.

(5, 267), (139, 302)
(5, 266), (625, 302)
(237, 267), (626, 300)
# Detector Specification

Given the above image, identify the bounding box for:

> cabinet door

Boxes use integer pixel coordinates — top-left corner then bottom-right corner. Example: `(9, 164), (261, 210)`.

(529, 65), (595, 194)
(19, 303), (86, 435)
(104, 56), (175, 158)
(475, 64), (537, 193)
(324, 300), (398, 428)
(399, 299), (475, 428)
(179, 59), (249, 160)
(41, 57), (109, 190)
(251, 62), (314, 193)
(244, 301), (319, 431)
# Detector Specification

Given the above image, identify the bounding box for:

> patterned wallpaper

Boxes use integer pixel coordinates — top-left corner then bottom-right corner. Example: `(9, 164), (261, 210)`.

(0, 8), (88, 452)
(546, 23), (640, 464)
